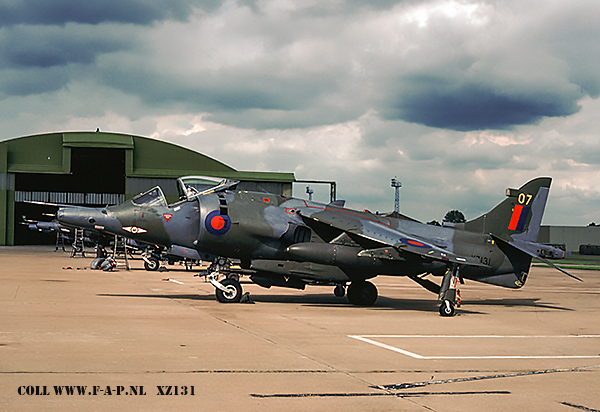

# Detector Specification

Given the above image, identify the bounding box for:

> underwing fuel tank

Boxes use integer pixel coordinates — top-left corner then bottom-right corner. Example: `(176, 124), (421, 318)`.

(287, 243), (381, 268)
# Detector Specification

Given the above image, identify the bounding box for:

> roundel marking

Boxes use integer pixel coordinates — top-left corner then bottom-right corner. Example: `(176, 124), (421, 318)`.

(211, 215), (225, 230)
(399, 237), (431, 248)
(205, 210), (231, 235)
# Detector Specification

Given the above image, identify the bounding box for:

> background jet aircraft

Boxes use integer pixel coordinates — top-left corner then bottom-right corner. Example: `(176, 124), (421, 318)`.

(56, 176), (580, 316)
(25, 201), (198, 270)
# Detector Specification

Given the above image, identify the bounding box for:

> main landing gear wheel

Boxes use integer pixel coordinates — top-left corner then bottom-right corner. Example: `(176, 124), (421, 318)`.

(347, 281), (378, 306)
(439, 299), (455, 317)
(215, 278), (243, 303)
(144, 257), (160, 271)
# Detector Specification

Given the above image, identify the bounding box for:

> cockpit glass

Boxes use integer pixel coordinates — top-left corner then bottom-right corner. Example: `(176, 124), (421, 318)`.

(132, 187), (168, 207)
(177, 176), (239, 200)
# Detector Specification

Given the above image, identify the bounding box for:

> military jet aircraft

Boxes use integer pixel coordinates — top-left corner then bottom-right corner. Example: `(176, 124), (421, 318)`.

(55, 176), (580, 316)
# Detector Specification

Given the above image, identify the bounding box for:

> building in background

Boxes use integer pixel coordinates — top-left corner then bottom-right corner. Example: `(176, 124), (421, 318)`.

(538, 225), (600, 254)
(1, 131), (295, 245)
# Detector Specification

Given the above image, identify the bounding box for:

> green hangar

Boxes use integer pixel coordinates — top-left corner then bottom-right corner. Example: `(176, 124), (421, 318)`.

(0, 131), (295, 245)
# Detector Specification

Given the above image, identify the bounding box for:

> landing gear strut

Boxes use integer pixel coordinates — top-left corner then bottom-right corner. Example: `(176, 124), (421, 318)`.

(205, 258), (243, 303)
(438, 264), (461, 317)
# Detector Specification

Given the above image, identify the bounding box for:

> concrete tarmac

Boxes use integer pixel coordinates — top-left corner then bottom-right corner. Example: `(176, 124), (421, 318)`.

(1, 246), (599, 411)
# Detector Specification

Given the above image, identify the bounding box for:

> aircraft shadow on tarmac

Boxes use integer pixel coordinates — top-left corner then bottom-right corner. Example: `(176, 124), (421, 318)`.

(96, 292), (573, 314)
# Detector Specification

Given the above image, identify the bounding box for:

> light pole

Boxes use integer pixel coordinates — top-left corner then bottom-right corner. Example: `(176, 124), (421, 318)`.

(391, 178), (402, 213)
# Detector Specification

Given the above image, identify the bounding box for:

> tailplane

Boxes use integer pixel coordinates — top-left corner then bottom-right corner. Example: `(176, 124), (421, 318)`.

(464, 177), (551, 242)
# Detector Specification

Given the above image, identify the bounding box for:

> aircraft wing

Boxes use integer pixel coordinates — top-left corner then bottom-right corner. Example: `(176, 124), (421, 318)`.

(297, 208), (486, 268)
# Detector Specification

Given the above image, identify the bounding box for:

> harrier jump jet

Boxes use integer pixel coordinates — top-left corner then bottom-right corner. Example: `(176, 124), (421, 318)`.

(56, 176), (579, 316)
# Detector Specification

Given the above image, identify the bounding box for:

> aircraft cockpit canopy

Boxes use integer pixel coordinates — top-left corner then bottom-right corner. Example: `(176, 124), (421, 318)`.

(177, 176), (240, 201)
(132, 187), (168, 207)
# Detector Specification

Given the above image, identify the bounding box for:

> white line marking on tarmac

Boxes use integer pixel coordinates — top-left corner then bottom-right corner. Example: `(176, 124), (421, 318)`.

(348, 335), (600, 359)
(165, 279), (184, 285)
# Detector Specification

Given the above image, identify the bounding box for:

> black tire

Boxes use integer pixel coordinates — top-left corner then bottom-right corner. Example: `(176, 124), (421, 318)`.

(439, 300), (455, 317)
(90, 257), (105, 270)
(144, 257), (160, 271)
(215, 278), (243, 303)
(334, 284), (346, 298)
(226, 273), (240, 282)
(347, 281), (378, 306)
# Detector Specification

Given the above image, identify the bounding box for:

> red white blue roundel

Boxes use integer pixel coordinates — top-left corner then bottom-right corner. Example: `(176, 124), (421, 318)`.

(399, 237), (431, 248)
(205, 210), (231, 235)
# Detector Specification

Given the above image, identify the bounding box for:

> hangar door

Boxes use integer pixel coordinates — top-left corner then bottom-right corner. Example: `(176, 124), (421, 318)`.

(14, 147), (126, 244)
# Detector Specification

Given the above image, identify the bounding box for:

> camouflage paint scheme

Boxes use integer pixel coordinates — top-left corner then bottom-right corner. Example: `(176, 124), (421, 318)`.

(56, 177), (579, 316)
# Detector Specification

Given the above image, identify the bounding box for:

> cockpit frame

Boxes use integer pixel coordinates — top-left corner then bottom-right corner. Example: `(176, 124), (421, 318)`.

(131, 186), (168, 207)
(177, 176), (240, 201)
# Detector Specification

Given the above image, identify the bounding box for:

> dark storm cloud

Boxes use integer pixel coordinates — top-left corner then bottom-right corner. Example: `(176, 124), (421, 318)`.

(0, 0), (218, 26)
(0, 0), (218, 97)
(0, 67), (71, 96)
(238, 0), (405, 14)
(383, 79), (583, 131)
(1, 0), (600, 136)
(365, 1), (600, 132)
(97, 61), (347, 128)
(2, 0), (596, 133)
(0, 25), (130, 69)
(0, 24), (134, 96)
(101, 70), (305, 111)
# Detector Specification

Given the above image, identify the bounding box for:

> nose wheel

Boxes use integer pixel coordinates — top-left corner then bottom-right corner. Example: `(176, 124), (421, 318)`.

(204, 257), (244, 303)
(215, 278), (243, 303)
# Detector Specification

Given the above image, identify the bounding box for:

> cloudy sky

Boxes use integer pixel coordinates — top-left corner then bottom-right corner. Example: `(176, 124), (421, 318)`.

(1, 0), (599, 225)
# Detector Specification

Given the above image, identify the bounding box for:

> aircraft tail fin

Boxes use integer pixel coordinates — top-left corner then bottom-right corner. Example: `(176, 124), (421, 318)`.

(464, 177), (552, 242)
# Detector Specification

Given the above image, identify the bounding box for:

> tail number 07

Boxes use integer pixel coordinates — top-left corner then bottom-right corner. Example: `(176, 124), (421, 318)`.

(518, 193), (533, 206)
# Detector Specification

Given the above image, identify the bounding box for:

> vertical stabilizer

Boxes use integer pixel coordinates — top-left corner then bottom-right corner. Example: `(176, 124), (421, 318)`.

(464, 177), (552, 242)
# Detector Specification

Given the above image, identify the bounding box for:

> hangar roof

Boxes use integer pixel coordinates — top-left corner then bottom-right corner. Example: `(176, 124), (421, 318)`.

(0, 131), (295, 183)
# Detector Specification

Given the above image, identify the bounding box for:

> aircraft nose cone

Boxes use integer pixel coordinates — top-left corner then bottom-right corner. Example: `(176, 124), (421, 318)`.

(56, 207), (105, 230)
